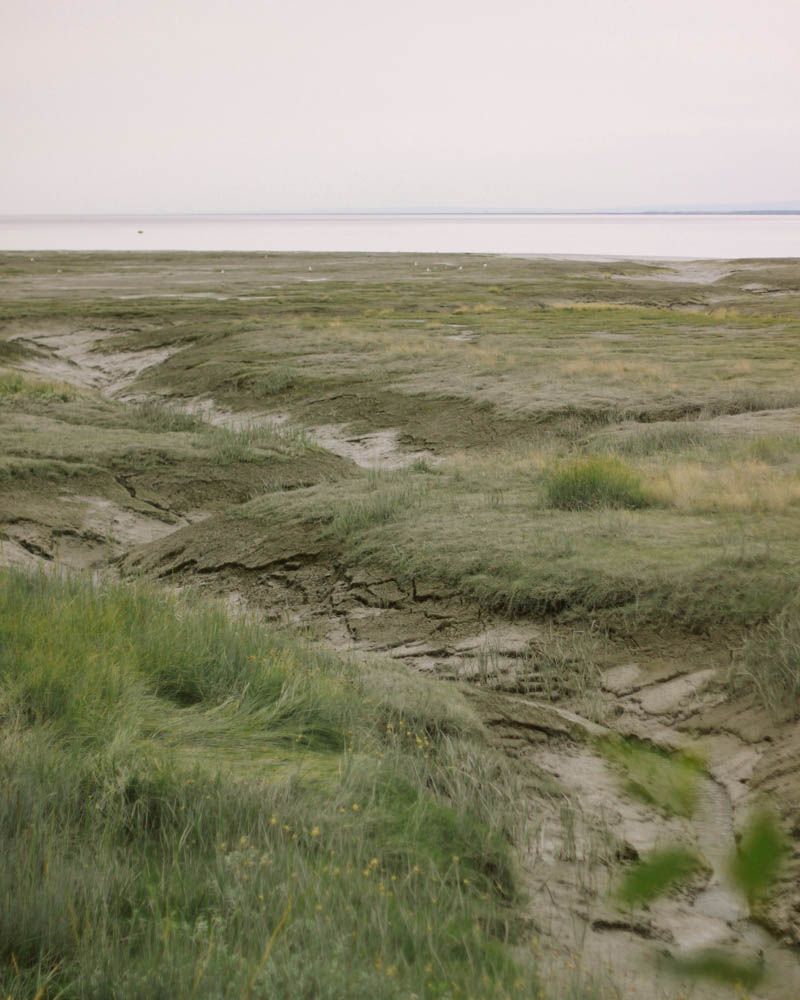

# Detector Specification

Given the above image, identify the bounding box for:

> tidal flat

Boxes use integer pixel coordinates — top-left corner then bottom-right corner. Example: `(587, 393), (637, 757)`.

(2, 251), (800, 999)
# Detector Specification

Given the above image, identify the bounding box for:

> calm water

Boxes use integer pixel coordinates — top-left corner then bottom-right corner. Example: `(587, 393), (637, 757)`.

(1, 213), (799, 258)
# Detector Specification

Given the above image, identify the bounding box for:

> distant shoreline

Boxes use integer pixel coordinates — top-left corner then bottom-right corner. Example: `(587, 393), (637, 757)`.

(3, 210), (800, 220)
(3, 213), (799, 258)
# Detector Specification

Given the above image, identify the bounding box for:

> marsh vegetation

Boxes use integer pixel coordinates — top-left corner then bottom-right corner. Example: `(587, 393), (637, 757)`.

(2, 251), (799, 998)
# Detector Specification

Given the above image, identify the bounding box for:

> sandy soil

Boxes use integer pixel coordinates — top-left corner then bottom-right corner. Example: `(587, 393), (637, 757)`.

(309, 424), (438, 469)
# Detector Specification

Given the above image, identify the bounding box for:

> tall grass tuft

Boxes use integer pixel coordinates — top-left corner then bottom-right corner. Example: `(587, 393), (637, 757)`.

(544, 457), (650, 510)
(732, 594), (800, 719)
(0, 568), (541, 1000)
(129, 399), (206, 432)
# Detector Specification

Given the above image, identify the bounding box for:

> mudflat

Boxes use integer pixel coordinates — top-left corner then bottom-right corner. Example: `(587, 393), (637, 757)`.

(2, 251), (800, 999)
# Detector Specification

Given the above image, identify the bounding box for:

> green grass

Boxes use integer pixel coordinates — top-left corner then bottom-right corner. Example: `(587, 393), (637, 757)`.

(0, 568), (545, 1000)
(0, 375), (344, 525)
(543, 457), (650, 511)
(0, 380), (314, 470)
(728, 809), (789, 906)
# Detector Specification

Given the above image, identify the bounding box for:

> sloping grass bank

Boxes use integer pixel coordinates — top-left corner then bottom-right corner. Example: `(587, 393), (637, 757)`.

(0, 569), (540, 1000)
(228, 463), (800, 635)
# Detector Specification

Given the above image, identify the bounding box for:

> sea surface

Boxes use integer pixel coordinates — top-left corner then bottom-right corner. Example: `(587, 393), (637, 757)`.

(1, 213), (799, 258)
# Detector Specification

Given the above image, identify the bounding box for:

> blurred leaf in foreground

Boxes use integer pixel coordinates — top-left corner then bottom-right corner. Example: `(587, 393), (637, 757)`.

(600, 736), (703, 818)
(617, 846), (705, 907)
(729, 808), (788, 905)
(661, 948), (764, 990)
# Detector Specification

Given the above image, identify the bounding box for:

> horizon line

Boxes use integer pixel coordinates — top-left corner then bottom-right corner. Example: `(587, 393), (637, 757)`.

(3, 208), (800, 219)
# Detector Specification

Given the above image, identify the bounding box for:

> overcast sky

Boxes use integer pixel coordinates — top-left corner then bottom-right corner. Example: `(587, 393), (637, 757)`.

(3, 0), (799, 214)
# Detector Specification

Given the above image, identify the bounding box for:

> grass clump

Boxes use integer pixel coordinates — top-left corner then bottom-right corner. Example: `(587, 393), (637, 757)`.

(515, 628), (602, 707)
(0, 568), (541, 1000)
(129, 398), (206, 432)
(732, 594), (800, 719)
(210, 422), (311, 464)
(249, 365), (299, 397)
(543, 457), (650, 511)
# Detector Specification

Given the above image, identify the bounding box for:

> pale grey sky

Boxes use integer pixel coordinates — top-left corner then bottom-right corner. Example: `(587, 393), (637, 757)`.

(3, 0), (799, 213)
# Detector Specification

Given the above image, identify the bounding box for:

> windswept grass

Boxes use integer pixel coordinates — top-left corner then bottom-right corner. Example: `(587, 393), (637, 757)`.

(3, 253), (800, 991)
(700, 388), (800, 418)
(560, 358), (665, 380)
(0, 568), (545, 1000)
(0, 382), (325, 495)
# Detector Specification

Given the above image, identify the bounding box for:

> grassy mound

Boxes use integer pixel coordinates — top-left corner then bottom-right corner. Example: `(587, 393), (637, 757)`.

(0, 569), (539, 1000)
(543, 457), (650, 511)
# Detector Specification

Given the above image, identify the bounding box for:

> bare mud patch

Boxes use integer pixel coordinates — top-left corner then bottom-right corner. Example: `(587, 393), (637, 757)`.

(11, 326), (179, 396)
(179, 397), (290, 431)
(1, 497), (186, 572)
(444, 329), (478, 343)
(0, 530), (52, 570)
(65, 495), (184, 548)
(610, 261), (738, 285)
(309, 424), (438, 469)
(513, 720), (800, 998)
